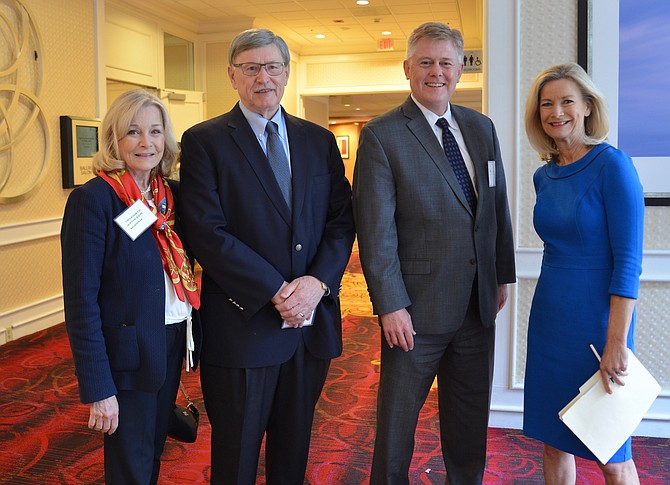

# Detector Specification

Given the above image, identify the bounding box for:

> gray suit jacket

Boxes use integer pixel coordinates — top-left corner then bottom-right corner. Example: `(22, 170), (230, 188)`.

(353, 97), (515, 333)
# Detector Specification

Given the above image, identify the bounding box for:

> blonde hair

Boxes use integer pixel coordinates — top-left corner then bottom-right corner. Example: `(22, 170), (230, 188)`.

(92, 89), (178, 176)
(524, 62), (609, 161)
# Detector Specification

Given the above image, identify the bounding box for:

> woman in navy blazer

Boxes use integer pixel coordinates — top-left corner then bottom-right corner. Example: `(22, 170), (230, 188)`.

(61, 90), (201, 485)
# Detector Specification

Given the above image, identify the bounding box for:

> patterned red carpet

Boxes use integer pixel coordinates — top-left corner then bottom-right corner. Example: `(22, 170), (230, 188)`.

(1, 247), (669, 484)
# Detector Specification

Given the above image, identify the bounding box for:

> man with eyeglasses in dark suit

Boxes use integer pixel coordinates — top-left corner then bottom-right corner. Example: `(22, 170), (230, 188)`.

(179, 28), (355, 485)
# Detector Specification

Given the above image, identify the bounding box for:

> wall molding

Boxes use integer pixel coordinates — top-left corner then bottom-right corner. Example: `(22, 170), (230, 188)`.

(0, 217), (62, 247)
(0, 294), (64, 344)
(490, 399), (670, 438)
(0, 217), (66, 344)
(515, 247), (670, 281)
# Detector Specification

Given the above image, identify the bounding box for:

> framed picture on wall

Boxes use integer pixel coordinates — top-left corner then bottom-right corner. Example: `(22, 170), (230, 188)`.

(60, 116), (101, 188)
(336, 135), (349, 159)
(579, 0), (670, 205)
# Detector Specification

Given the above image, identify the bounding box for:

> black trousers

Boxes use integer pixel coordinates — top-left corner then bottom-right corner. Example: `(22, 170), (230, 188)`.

(103, 321), (186, 485)
(201, 335), (330, 485)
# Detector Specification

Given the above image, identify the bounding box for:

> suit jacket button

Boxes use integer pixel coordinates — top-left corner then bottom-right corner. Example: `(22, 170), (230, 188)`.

(295, 244), (303, 251)
(470, 258), (476, 265)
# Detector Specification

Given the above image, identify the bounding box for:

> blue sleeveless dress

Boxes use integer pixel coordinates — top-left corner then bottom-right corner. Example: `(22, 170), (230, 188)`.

(523, 143), (644, 462)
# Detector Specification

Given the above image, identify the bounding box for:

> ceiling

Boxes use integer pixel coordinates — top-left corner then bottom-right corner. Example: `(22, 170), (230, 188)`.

(327, 89), (481, 121)
(111, 0), (482, 120)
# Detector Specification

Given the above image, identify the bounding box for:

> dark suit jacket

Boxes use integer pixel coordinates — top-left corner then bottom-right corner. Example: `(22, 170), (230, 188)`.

(353, 97), (515, 332)
(61, 177), (202, 404)
(179, 103), (355, 369)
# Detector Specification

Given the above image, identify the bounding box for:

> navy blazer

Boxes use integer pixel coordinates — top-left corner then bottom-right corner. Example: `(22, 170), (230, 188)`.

(179, 103), (355, 369)
(61, 177), (201, 404)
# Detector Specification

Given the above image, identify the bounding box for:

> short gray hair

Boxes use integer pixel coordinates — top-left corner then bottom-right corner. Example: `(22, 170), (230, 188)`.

(407, 22), (464, 60)
(228, 28), (290, 65)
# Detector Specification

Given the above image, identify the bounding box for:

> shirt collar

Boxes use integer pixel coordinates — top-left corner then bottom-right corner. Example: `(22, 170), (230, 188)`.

(238, 102), (286, 139)
(410, 95), (457, 131)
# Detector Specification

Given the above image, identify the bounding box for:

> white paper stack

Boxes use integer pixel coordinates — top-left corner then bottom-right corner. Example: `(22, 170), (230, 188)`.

(559, 349), (661, 464)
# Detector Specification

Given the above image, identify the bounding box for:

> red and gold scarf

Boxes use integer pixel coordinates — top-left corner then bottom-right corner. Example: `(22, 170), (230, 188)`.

(99, 169), (200, 309)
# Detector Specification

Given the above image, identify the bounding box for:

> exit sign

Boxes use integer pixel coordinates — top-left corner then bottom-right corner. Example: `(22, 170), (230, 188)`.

(378, 38), (394, 51)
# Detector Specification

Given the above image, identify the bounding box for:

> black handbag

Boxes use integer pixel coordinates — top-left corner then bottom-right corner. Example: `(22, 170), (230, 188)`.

(168, 381), (199, 443)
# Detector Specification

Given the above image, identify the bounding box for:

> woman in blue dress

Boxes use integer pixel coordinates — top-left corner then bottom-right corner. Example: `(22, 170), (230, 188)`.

(523, 63), (644, 484)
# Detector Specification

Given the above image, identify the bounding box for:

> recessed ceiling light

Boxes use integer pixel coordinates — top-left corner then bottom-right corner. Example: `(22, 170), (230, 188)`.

(381, 31), (392, 35)
(315, 34), (326, 39)
(356, 0), (370, 5)
(344, 104), (351, 107)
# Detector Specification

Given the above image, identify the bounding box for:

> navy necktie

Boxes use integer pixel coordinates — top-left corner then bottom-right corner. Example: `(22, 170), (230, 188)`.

(436, 118), (477, 211)
(265, 121), (292, 209)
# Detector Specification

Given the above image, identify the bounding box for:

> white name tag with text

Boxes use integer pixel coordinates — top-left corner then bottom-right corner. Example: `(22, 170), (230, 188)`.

(488, 160), (496, 187)
(114, 199), (157, 240)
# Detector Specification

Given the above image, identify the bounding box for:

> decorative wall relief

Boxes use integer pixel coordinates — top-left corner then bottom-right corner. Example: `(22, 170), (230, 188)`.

(0, 0), (50, 203)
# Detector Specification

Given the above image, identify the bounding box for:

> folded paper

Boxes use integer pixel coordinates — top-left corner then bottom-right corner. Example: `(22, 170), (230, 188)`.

(559, 349), (661, 464)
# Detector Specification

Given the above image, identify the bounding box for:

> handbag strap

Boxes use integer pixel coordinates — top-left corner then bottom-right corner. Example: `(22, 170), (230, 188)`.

(179, 380), (193, 405)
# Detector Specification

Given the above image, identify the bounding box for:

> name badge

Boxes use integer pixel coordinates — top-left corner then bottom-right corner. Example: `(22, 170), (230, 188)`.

(114, 199), (157, 240)
(488, 160), (496, 187)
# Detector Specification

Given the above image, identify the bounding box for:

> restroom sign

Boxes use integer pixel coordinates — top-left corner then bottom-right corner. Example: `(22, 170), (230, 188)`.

(462, 49), (483, 73)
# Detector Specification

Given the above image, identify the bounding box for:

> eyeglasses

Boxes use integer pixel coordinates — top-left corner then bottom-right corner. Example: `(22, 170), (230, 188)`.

(232, 62), (287, 76)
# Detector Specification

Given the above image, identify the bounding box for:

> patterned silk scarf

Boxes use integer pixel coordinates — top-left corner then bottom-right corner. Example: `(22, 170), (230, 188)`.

(99, 169), (200, 309)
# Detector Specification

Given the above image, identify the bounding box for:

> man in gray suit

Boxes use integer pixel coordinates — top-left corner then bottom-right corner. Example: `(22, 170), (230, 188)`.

(352, 22), (516, 484)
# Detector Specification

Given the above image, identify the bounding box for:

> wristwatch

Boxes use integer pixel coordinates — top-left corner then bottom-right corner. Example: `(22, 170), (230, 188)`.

(320, 280), (330, 297)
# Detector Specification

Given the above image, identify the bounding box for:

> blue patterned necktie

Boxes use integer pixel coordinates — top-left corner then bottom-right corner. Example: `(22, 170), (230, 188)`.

(436, 118), (477, 211)
(265, 121), (292, 209)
